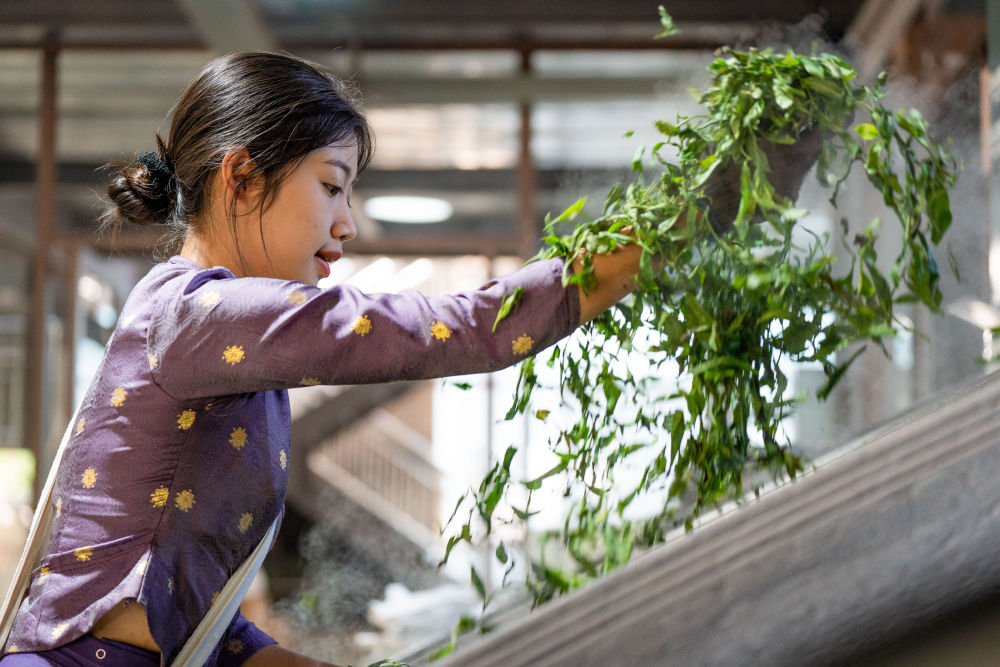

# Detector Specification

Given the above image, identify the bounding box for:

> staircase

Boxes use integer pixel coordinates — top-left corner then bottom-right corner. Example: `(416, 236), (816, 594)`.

(285, 381), (446, 584)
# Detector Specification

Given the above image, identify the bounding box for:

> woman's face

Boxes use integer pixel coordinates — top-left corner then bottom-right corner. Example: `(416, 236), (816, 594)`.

(241, 142), (359, 285)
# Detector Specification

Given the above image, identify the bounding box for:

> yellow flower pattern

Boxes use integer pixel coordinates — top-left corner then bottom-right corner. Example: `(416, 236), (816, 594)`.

(279, 450), (287, 471)
(431, 321), (452, 341)
(211, 590), (221, 606)
(222, 345), (245, 365)
(137, 557), (148, 575)
(177, 410), (196, 430)
(300, 377), (321, 386)
(227, 639), (245, 655)
(74, 547), (93, 562)
(148, 353), (159, 371)
(150, 486), (169, 508)
(82, 467), (97, 489)
(175, 489), (195, 512)
(55, 497), (62, 517)
(230, 427), (248, 451)
(353, 315), (372, 336)
(287, 290), (307, 305)
(110, 386), (127, 407)
(7, 644), (16, 653)
(75, 417), (85, 435)
(238, 512), (253, 533)
(512, 334), (534, 355)
(39, 566), (50, 582)
(51, 622), (69, 640)
(199, 290), (222, 308)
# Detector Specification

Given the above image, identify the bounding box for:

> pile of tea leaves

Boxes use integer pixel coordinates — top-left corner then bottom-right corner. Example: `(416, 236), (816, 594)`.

(440, 7), (958, 623)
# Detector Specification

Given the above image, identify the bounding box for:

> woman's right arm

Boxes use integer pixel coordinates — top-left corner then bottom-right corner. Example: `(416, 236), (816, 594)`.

(148, 257), (580, 399)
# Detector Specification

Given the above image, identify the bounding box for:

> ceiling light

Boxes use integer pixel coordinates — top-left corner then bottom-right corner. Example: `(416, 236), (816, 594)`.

(77, 275), (105, 304)
(363, 196), (453, 224)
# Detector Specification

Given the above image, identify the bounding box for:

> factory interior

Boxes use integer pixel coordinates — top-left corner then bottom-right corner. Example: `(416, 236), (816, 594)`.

(2, 1), (1000, 665)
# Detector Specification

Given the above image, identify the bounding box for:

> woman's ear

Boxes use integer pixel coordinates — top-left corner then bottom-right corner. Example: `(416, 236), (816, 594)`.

(219, 147), (258, 203)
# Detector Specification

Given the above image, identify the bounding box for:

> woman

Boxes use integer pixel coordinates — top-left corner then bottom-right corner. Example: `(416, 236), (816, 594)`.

(0, 51), (654, 666)
(1, 49), (820, 665)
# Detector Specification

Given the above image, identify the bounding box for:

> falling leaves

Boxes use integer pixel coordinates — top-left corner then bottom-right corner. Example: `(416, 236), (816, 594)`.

(445, 29), (958, 611)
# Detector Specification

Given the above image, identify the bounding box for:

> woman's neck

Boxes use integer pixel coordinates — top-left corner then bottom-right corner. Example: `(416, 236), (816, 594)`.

(180, 228), (242, 276)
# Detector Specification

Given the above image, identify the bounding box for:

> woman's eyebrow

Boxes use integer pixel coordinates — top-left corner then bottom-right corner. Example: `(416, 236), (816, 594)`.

(324, 159), (358, 186)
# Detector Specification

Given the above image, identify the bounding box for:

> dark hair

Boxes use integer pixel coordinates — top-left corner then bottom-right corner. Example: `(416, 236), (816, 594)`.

(101, 51), (374, 253)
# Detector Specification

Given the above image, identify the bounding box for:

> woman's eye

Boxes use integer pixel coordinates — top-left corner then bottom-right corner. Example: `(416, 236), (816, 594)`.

(325, 184), (342, 197)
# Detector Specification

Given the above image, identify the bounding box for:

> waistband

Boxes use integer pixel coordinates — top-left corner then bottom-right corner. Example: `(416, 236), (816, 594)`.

(0, 634), (160, 666)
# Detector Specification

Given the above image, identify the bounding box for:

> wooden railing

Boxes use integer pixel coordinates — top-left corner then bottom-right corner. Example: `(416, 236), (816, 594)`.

(307, 406), (442, 549)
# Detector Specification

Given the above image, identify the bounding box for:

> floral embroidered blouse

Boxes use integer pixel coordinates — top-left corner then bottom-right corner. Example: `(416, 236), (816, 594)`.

(3, 255), (580, 664)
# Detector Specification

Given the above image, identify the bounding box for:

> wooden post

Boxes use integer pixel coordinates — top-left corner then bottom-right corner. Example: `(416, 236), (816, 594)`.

(61, 239), (78, 432)
(25, 41), (58, 503)
(516, 49), (537, 261)
(988, 0), (1000, 310)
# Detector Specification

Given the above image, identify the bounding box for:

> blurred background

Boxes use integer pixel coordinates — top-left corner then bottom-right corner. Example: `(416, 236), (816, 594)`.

(0, 0), (996, 664)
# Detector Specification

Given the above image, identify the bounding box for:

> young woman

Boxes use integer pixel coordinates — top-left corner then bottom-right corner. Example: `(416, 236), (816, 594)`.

(0, 52), (652, 667)
(0, 51), (818, 666)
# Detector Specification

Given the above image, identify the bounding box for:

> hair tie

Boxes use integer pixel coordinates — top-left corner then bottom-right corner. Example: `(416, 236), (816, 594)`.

(134, 151), (177, 219)
(137, 151), (173, 180)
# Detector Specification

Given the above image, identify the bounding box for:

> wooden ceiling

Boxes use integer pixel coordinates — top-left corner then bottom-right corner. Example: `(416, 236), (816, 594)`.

(0, 0), (868, 51)
(0, 0), (986, 255)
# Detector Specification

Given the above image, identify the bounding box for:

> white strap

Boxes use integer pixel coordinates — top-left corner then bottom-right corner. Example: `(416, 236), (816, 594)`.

(0, 406), (80, 649)
(0, 406), (279, 667)
(171, 518), (277, 666)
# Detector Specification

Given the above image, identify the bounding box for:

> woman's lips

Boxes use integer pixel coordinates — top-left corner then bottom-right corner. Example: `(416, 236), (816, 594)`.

(314, 254), (332, 279)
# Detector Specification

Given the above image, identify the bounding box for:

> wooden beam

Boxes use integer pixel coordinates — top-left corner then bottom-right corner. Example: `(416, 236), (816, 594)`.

(845, 0), (928, 80)
(25, 41), (58, 502)
(174, 0), (277, 54)
(76, 226), (522, 258)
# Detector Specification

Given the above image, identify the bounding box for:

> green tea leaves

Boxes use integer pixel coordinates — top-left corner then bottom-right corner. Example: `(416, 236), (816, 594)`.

(655, 5), (678, 38)
(442, 14), (957, 625)
(493, 287), (525, 332)
(855, 122), (879, 141)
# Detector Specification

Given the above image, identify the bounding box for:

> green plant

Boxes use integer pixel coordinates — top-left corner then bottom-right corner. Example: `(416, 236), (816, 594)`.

(443, 6), (957, 619)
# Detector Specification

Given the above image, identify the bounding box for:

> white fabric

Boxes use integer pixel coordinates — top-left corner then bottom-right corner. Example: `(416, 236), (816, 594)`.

(0, 406), (79, 650)
(171, 517), (277, 666)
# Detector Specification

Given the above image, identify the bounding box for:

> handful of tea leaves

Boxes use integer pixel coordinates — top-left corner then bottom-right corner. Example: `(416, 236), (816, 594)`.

(444, 11), (958, 610)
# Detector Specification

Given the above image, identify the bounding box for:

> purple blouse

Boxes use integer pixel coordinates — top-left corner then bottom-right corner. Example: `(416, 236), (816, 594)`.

(3, 255), (580, 664)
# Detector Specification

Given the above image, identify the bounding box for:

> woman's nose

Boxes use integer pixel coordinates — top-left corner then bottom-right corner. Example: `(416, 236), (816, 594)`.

(333, 209), (357, 242)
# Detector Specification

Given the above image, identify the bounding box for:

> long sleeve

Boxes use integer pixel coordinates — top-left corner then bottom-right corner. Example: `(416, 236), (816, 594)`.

(148, 256), (580, 400)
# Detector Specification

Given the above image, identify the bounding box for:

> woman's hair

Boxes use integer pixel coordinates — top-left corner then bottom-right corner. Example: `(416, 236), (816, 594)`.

(101, 51), (374, 251)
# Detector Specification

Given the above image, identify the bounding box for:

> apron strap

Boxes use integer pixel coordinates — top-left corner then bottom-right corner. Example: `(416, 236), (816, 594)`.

(0, 405), (80, 649)
(170, 518), (277, 666)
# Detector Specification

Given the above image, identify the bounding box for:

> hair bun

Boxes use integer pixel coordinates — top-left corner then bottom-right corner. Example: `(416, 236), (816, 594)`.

(104, 148), (176, 226)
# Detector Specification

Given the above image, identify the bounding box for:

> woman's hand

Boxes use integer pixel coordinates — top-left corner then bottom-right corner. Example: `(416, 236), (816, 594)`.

(574, 231), (647, 324)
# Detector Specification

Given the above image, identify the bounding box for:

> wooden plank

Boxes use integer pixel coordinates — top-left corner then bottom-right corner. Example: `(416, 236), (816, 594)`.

(424, 371), (1000, 666)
